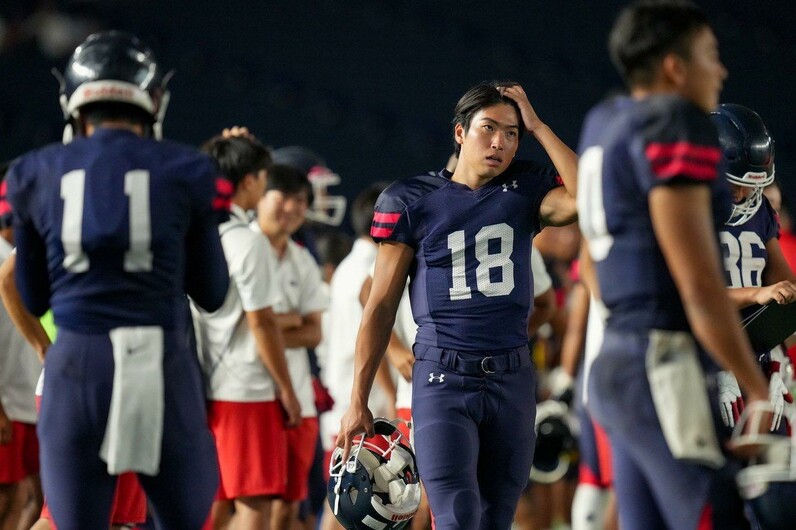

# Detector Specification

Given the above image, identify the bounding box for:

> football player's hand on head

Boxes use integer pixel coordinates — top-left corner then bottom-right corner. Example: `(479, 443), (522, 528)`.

(221, 126), (257, 141)
(499, 84), (543, 134)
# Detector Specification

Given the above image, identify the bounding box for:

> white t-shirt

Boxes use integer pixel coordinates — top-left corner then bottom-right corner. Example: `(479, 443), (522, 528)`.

(192, 205), (282, 402)
(531, 245), (553, 297)
(260, 234), (328, 418)
(0, 240), (41, 424)
(320, 238), (392, 448)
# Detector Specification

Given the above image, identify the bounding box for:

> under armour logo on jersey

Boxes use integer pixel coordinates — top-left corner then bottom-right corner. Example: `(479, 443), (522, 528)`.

(502, 180), (518, 192)
(428, 373), (445, 383)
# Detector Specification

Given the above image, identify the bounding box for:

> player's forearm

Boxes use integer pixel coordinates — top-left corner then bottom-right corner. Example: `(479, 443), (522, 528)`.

(246, 310), (296, 396)
(281, 323), (322, 349)
(0, 257), (50, 361)
(725, 287), (761, 309)
(533, 123), (578, 198)
(351, 302), (396, 406)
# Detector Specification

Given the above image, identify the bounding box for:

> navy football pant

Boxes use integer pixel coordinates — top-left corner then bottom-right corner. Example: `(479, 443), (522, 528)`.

(38, 328), (219, 529)
(588, 329), (749, 530)
(411, 344), (536, 530)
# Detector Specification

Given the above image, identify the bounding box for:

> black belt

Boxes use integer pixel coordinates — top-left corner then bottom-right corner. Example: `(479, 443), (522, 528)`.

(414, 344), (531, 375)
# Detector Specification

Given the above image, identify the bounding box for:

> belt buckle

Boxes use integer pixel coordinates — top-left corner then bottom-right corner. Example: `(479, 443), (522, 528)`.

(481, 356), (496, 374)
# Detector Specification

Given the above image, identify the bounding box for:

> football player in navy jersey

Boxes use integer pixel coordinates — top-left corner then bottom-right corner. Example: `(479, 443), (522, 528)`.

(709, 105), (796, 431)
(5, 31), (230, 529)
(576, 2), (771, 529)
(336, 80), (578, 529)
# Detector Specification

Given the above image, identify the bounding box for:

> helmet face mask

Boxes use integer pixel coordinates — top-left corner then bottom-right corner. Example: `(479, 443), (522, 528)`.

(328, 419), (421, 529)
(55, 31), (170, 142)
(271, 146), (347, 227)
(709, 103), (775, 227)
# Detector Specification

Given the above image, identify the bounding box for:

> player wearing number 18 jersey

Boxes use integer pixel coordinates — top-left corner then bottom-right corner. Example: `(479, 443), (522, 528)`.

(6, 31), (230, 529)
(337, 81), (579, 530)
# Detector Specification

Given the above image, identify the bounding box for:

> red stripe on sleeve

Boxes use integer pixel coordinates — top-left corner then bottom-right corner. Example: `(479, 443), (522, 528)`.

(645, 142), (721, 164)
(651, 159), (717, 180)
(373, 212), (401, 224)
(370, 226), (394, 238)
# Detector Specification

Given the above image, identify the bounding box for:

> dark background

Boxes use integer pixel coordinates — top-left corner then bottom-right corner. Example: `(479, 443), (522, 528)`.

(2, 0), (794, 220)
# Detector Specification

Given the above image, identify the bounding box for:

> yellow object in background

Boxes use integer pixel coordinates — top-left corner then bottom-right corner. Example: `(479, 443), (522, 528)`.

(40, 310), (57, 342)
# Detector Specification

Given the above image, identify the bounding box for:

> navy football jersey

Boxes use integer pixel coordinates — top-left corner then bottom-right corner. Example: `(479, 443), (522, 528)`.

(7, 128), (229, 333)
(371, 162), (561, 350)
(577, 95), (731, 332)
(719, 196), (779, 289)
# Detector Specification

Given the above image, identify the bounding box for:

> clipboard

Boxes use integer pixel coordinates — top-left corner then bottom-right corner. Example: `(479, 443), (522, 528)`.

(741, 303), (796, 353)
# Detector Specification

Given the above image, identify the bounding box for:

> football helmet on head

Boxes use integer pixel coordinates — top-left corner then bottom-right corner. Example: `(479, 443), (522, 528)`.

(55, 30), (171, 142)
(531, 399), (578, 484)
(709, 103), (775, 226)
(328, 418), (421, 530)
(732, 401), (796, 530)
(272, 146), (347, 226)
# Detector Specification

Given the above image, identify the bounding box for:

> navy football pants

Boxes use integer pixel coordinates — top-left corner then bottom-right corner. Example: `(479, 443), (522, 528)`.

(38, 328), (219, 529)
(411, 344), (537, 530)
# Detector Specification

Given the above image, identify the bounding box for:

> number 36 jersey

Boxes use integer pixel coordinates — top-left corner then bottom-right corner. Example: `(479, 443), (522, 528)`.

(6, 128), (230, 333)
(371, 163), (561, 351)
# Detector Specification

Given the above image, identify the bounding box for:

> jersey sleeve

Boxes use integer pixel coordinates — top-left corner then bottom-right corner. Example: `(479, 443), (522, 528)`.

(631, 98), (722, 194)
(225, 229), (281, 313)
(5, 157), (51, 317)
(514, 160), (563, 234)
(370, 181), (415, 246)
(298, 249), (329, 315)
(184, 157), (230, 312)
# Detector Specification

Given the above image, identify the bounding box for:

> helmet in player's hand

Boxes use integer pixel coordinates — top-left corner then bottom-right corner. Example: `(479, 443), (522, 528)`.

(531, 399), (578, 484)
(733, 401), (796, 530)
(328, 418), (421, 529)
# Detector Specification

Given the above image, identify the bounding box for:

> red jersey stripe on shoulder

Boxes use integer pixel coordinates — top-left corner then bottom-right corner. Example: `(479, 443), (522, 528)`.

(645, 142), (721, 164)
(373, 212), (401, 224)
(370, 226), (394, 238)
(697, 503), (713, 530)
(651, 159), (717, 180)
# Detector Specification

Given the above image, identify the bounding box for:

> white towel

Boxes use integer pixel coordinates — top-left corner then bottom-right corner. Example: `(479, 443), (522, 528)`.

(100, 326), (164, 476)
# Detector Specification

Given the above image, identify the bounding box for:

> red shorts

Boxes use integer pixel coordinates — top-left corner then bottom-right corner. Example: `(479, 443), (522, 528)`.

(0, 421), (39, 483)
(283, 417), (319, 502)
(208, 400), (287, 500)
(41, 472), (147, 527)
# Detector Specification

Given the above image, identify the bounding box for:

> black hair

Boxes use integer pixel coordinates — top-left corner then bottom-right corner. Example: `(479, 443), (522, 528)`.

(264, 163), (314, 206)
(452, 81), (525, 156)
(201, 135), (272, 190)
(79, 102), (154, 130)
(313, 228), (354, 269)
(351, 182), (390, 237)
(609, 0), (710, 87)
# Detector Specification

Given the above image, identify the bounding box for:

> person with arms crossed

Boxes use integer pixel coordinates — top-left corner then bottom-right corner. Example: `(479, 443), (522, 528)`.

(576, 2), (771, 528)
(337, 80), (578, 529)
(5, 31), (230, 529)
(253, 163), (329, 529)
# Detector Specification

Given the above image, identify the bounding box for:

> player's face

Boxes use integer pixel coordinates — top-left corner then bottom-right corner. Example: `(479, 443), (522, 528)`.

(680, 27), (727, 112)
(456, 103), (520, 178)
(258, 189), (309, 237)
(730, 183), (752, 204)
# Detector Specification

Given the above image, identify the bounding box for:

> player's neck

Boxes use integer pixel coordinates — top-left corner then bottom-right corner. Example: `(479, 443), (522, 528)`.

(450, 167), (494, 190)
(265, 232), (289, 258)
(85, 121), (144, 137)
